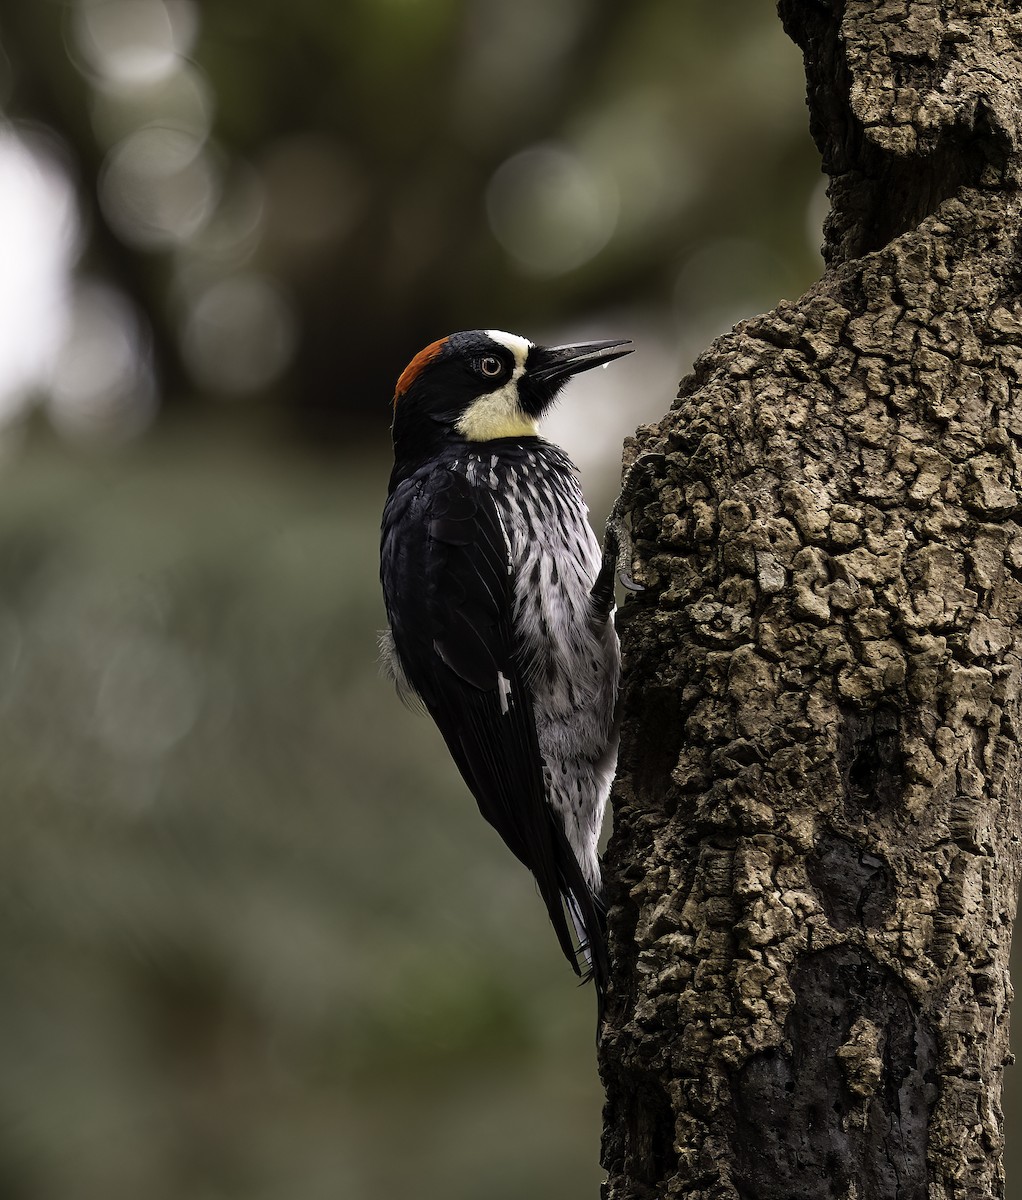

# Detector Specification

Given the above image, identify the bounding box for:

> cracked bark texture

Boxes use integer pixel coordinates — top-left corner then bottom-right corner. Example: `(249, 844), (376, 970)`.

(599, 3), (1022, 1198)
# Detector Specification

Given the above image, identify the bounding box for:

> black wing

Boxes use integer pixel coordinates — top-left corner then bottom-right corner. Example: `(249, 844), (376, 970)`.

(381, 464), (606, 990)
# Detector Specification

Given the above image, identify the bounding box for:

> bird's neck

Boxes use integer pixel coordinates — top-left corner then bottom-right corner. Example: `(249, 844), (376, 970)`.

(389, 406), (456, 475)
(389, 422), (551, 489)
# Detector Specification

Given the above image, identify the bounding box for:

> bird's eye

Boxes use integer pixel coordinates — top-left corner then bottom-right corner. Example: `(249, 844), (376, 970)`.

(479, 356), (504, 378)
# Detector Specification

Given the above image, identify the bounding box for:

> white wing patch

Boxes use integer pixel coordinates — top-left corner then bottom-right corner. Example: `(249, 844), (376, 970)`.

(493, 506), (514, 574)
(497, 671), (513, 715)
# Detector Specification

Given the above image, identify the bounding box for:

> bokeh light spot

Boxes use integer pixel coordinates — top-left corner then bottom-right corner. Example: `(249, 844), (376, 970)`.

(48, 280), (156, 443)
(187, 163), (266, 265)
(90, 59), (214, 149)
(486, 143), (619, 277)
(181, 275), (297, 396)
(0, 126), (78, 427)
(574, 90), (700, 241)
(74, 0), (199, 87)
(99, 126), (219, 248)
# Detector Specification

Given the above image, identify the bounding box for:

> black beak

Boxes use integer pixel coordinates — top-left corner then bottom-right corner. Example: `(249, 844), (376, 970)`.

(528, 339), (633, 386)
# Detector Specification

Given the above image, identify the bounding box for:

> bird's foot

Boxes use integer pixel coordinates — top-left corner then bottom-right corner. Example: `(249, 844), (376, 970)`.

(593, 451), (665, 609)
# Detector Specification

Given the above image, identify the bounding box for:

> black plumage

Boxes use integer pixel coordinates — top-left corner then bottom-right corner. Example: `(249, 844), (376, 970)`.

(382, 450), (607, 991)
(380, 330), (631, 1020)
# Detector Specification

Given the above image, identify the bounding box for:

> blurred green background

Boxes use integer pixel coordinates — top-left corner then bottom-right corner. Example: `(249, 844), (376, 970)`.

(0, 2), (1013, 1197)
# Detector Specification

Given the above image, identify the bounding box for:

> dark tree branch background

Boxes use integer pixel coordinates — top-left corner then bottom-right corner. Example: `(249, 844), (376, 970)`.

(603, 2), (1022, 1197)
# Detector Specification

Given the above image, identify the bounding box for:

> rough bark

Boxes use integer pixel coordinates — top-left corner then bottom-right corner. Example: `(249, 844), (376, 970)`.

(599, 4), (1022, 1198)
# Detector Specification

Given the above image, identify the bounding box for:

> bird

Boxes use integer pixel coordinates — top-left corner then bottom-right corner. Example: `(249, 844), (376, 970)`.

(379, 328), (633, 1018)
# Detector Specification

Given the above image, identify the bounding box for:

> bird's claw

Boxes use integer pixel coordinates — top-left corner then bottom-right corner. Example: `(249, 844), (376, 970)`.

(600, 450), (665, 599)
(602, 511), (640, 593)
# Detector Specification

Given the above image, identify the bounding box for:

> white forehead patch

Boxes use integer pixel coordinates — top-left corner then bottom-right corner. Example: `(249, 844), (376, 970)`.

(485, 329), (532, 375)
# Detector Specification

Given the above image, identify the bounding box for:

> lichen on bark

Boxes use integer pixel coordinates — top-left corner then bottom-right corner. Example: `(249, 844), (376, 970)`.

(599, 3), (1022, 1198)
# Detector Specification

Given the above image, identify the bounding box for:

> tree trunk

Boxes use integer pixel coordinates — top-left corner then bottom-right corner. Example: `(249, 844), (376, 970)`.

(599, 3), (1022, 1198)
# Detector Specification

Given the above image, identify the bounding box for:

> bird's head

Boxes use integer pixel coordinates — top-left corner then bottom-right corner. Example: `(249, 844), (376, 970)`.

(390, 329), (632, 460)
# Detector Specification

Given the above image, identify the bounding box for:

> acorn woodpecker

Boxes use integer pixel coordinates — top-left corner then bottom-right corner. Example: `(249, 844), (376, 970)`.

(379, 329), (632, 1014)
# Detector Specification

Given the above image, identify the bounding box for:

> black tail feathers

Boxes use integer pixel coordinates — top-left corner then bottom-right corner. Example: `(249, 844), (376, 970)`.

(566, 884), (609, 1027)
(533, 809), (609, 1030)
